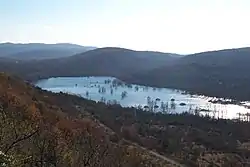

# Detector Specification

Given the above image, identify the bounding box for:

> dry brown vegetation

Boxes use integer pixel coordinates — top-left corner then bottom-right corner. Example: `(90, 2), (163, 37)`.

(2, 72), (250, 167)
(0, 73), (172, 167)
(78, 97), (250, 166)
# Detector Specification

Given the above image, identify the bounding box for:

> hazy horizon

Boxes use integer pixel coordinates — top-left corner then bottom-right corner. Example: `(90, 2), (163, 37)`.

(1, 41), (249, 55)
(1, 0), (250, 54)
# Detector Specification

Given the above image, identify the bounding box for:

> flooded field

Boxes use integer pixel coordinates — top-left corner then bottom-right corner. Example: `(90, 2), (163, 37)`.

(36, 76), (250, 120)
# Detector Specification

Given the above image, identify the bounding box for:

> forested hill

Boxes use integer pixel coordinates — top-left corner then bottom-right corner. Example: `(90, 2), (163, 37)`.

(0, 47), (180, 81)
(0, 72), (173, 167)
(126, 47), (250, 100)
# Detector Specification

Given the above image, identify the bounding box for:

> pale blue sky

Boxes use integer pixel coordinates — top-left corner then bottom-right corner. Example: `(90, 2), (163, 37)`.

(1, 0), (250, 54)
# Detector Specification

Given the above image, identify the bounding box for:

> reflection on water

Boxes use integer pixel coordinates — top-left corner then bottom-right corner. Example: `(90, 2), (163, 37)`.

(36, 76), (250, 120)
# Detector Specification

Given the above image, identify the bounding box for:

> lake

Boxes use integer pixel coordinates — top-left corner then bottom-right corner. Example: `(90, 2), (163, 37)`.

(36, 76), (250, 120)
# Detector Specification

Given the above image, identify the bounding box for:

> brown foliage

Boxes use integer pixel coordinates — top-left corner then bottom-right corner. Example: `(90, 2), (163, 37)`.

(0, 73), (171, 167)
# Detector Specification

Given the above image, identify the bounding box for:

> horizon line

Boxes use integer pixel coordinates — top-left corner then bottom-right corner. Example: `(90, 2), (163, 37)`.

(0, 41), (249, 55)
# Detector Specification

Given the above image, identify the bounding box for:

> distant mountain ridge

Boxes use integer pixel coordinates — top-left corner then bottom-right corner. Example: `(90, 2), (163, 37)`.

(126, 47), (250, 100)
(0, 47), (181, 81)
(0, 45), (250, 100)
(0, 43), (97, 60)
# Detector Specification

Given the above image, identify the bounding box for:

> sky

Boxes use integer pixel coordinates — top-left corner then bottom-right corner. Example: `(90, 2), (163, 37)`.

(0, 0), (250, 54)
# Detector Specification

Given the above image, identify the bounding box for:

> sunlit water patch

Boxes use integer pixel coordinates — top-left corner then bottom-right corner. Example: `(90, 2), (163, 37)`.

(36, 77), (250, 120)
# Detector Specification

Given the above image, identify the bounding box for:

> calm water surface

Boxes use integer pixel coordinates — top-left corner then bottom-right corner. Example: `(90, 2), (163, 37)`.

(36, 77), (250, 120)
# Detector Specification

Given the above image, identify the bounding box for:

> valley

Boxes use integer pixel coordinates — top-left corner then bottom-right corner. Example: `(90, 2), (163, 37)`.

(1, 43), (250, 166)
